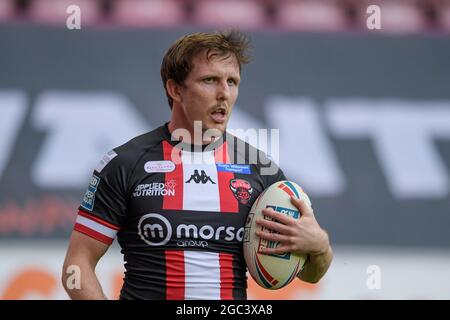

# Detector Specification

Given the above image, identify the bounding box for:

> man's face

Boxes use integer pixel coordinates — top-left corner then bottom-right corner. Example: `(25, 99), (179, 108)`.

(176, 50), (240, 135)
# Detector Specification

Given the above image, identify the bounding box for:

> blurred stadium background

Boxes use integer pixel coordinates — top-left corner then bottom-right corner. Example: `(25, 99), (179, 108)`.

(1, 0), (450, 299)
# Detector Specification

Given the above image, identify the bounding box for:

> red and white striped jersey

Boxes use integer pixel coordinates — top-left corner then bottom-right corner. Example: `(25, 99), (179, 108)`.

(74, 123), (286, 300)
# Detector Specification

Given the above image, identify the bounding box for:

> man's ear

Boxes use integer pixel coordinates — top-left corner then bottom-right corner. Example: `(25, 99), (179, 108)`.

(166, 79), (183, 105)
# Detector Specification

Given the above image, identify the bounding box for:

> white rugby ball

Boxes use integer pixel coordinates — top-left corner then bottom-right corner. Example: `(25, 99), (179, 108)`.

(243, 180), (311, 290)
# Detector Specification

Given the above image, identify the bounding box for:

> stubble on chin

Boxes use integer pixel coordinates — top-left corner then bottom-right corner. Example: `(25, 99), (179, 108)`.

(202, 123), (226, 142)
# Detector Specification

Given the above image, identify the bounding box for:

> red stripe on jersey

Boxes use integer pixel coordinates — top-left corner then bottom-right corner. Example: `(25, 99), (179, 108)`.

(219, 253), (234, 300)
(165, 250), (185, 300)
(78, 210), (120, 231)
(214, 140), (230, 163)
(162, 141), (183, 211)
(74, 223), (114, 245)
(215, 141), (239, 213)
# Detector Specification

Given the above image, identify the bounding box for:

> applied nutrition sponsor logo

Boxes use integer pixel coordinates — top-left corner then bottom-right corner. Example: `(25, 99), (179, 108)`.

(137, 213), (245, 248)
(132, 179), (176, 197)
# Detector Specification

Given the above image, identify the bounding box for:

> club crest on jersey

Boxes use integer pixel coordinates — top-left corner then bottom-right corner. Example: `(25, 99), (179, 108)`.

(229, 179), (253, 205)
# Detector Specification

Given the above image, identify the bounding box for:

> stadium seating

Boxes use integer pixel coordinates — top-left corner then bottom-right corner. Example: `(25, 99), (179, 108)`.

(0, 0), (16, 22)
(437, 0), (450, 32)
(0, 0), (446, 34)
(191, 0), (269, 30)
(353, 0), (427, 34)
(111, 0), (187, 27)
(29, 0), (103, 25)
(273, 0), (349, 32)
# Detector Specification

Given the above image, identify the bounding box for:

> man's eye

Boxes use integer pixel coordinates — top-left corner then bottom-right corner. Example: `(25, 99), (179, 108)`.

(204, 78), (215, 83)
(227, 79), (237, 85)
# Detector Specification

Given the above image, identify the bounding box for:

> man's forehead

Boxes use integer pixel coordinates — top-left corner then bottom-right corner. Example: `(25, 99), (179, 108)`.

(191, 49), (240, 74)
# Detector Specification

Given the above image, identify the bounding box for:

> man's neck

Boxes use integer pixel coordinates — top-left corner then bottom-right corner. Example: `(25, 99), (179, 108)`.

(168, 117), (222, 146)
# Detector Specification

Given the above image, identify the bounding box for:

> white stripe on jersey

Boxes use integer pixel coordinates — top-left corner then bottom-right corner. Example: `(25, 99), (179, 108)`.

(184, 251), (221, 300)
(181, 150), (221, 212)
(76, 215), (118, 239)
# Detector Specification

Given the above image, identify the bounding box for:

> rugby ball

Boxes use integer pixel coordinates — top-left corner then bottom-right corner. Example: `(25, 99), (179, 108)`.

(243, 181), (311, 290)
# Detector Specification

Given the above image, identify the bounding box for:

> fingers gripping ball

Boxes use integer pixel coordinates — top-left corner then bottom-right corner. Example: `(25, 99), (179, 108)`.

(243, 181), (311, 290)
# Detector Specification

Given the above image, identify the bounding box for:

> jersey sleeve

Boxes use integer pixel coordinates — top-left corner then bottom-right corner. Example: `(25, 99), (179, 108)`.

(255, 149), (288, 189)
(263, 160), (287, 189)
(74, 149), (130, 245)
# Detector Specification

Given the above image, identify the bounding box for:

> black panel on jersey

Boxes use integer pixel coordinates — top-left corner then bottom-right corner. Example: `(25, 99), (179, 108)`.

(76, 123), (287, 300)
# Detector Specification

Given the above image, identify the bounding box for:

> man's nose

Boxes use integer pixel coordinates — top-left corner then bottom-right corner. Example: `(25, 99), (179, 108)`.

(217, 80), (231, 101)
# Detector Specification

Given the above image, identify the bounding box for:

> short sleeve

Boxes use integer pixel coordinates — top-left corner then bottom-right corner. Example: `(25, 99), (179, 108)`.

(74, 149), (129, 245)
(263, 160), (288, 189)
(253, 148), (288, 189)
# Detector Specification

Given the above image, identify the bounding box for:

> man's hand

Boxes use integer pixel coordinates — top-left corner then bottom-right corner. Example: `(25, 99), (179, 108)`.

(255, 196), (329, 256)
(255, 196), (332, 283)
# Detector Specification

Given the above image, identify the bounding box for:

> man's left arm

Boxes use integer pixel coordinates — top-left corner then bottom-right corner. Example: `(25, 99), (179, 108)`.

(298, 238), (333, 283)
(256, 196), (333, 284)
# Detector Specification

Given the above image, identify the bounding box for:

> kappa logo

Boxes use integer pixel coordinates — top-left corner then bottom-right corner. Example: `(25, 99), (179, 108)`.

(185, 170), (216, 184)
(230, 179), (253, 204)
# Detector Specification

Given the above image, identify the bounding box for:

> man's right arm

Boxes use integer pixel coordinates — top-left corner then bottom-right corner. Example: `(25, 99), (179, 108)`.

(62, 231), (110, 300)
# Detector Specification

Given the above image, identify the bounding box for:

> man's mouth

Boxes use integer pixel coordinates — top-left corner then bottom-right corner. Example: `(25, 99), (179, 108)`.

(210, 107), (227, 123)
